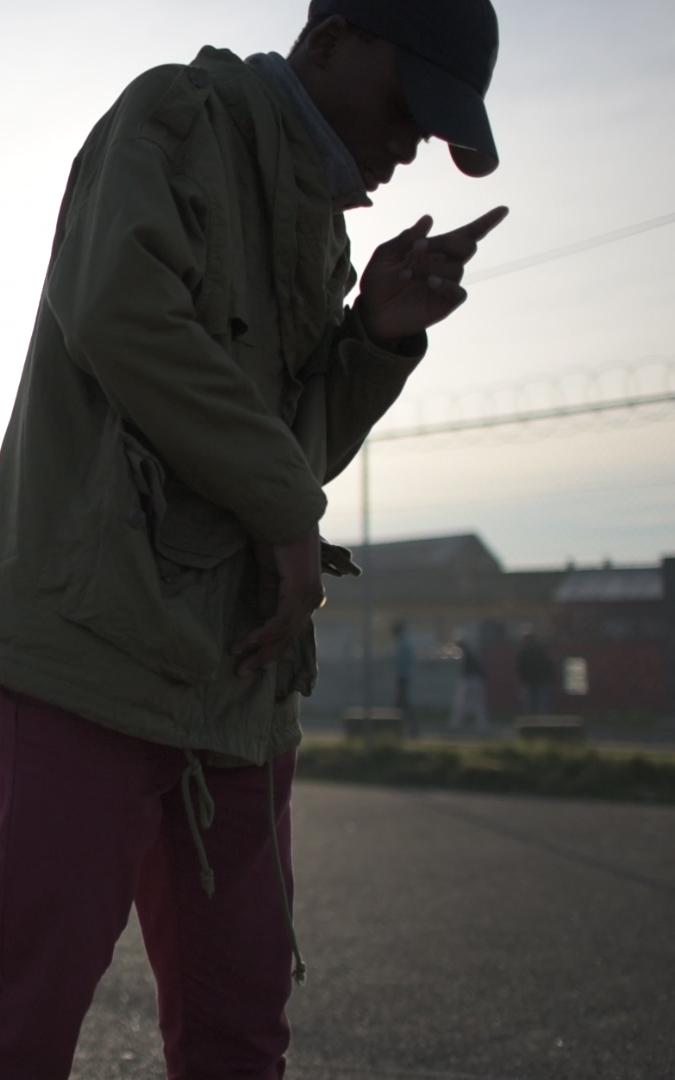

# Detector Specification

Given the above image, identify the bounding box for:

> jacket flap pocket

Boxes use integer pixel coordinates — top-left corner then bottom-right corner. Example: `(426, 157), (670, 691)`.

(156, 479), (247, 568)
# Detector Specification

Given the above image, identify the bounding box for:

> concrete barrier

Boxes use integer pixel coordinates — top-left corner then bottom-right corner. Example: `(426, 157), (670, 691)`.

(343, 707), (404, 739)
(516, 715), (585, 742)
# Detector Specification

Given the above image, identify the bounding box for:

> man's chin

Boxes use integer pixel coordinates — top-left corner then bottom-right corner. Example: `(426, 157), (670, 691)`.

(362, 168), (381, 192)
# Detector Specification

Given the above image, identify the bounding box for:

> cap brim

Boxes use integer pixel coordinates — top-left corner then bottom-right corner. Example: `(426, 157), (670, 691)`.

(398, 49), (499, 177)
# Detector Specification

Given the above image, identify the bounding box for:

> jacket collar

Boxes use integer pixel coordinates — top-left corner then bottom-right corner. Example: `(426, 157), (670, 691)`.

(245, 51), (371, 212)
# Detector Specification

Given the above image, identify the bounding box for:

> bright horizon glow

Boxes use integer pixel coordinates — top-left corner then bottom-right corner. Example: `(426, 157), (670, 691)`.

(2, 0), (675, 569)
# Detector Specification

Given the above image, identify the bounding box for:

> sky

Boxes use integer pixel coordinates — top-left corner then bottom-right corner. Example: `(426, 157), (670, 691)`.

(2, 0), (675, 569)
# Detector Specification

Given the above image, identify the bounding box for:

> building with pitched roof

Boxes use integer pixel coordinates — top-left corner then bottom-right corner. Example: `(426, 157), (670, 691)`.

(310, 536), (675, 724)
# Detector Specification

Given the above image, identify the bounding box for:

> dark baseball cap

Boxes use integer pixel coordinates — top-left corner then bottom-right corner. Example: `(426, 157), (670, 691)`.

(307, 0), (500, 177)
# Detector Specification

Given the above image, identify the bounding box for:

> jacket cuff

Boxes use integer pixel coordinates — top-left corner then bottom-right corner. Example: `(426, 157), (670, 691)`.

(253, 488), (327, 547)
(345, 303), (427, 371)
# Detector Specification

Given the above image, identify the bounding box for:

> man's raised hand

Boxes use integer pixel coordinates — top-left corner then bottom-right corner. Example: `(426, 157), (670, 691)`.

(356, 205), (509, 346)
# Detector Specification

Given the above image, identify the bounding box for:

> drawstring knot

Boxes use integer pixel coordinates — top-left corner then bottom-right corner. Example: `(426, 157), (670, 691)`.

(181, 750), (216, 899)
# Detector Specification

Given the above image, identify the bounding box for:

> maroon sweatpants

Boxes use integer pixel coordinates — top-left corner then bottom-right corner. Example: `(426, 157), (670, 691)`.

(0, 685), (296, 1079)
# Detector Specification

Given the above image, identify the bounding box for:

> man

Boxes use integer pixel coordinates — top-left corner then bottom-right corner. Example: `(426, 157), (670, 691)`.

(0, 1), (507, 1076)
(516, 630), (557, 714)
(451, 637), (489, 732)
(392, 620), (417, 736)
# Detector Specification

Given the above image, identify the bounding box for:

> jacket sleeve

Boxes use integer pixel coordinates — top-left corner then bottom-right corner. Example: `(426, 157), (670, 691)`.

(46, 133), (326, 546)
(321, 306), (427, 484)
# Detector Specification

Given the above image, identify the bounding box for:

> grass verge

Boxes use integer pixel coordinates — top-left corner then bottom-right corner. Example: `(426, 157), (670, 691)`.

(296, 737), (675, 804)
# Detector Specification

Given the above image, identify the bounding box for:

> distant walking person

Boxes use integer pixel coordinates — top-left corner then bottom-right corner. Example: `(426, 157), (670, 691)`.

(393, 621), (418, 737)
(451, 639), (489, 732)
(516, 630), (556, 714)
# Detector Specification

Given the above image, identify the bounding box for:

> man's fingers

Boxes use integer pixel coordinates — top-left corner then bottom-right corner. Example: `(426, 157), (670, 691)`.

(381, 207), (506, 269)
(410, 206), (507, 262)
(234, 623), (288, 674)
(236, 645), (279, 675)
(427, 277), (467, 300)
(405, 252), (466, 284)
(387, 214), (434, 256)
(462, 204), (509, 242)
(232, 607), (292, 651)
(232, 590), (321, 673)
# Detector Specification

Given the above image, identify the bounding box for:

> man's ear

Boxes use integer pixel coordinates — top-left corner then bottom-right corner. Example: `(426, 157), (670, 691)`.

(305, 14), (349, 68)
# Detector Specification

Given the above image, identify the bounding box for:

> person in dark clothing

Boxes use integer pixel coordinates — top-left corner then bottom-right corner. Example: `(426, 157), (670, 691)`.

(451, 639), (489, 732)
(392, 620), (417, 737)
(0, 2), (506, 1075)
(516, 631), (556, 714)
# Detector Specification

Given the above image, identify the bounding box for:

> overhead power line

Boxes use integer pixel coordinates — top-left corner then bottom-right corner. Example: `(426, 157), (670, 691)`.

(466, 211), (675, 284)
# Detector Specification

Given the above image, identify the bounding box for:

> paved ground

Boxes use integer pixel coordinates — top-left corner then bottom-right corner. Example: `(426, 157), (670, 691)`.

(72, 782), (675, 1080)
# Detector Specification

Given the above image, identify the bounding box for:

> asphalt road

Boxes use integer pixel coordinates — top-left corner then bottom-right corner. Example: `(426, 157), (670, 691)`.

(72, 782), (675, 1080)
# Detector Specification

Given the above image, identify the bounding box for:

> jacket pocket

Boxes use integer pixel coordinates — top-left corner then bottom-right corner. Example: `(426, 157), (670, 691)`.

(41, 415), (247, 684)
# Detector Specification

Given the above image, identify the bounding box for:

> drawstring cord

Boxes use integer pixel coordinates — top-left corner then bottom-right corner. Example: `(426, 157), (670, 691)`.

(267, 761), (307, 986)
(181, 750), (216, 899)
(180, 750), (307, 986)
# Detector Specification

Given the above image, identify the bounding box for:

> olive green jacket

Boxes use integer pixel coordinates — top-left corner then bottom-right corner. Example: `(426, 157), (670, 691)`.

(0, 48), (424, 764)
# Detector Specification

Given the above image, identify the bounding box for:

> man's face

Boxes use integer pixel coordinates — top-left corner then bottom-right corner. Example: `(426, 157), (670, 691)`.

(306, 23), (428, 192)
